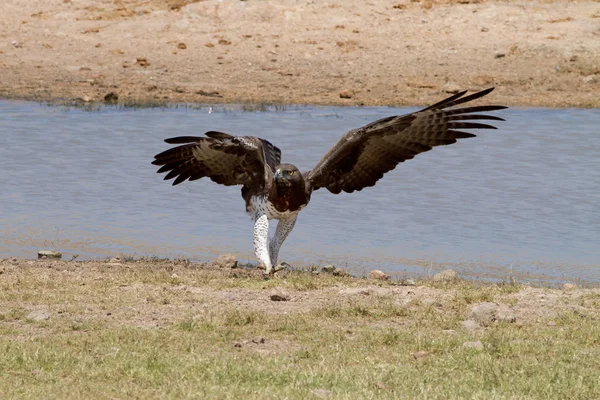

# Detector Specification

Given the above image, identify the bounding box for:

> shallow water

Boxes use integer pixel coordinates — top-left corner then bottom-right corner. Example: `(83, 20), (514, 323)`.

(1, 101), (598, 283)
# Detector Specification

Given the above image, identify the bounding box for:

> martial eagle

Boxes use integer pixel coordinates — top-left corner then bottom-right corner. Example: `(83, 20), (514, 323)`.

(152, 88), (506, 274)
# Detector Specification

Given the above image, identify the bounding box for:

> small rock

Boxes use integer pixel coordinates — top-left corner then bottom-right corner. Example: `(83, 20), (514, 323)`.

(170, 273), (180, 279)
(205, 43), (215, 48)
(270, 289), (291, 302)
(468, 302), (498, 326)
(481, 27), (489, 32)
(77, 95), (92, 102)
(196, 89), (222, 97)
(333, 267), (349, 277)
(31, 369), (42, 376)
(321, 265), (336, 273)
(369, 269), (389, 280)
(218, 39), (232, 45)
(11, 41), (23, 48)
(443, 82), (461, 94)
(339, 90), (354, 99)
(412, 350), (429, 360)
(174, 86), (185, 93)
(310, 388), (333, 398)
(463, 341), (484, 350)
(582, 75), (598, 84)
(494, 52), (506, 59)
(496, 304), (517, 323)
(135, 57), (150, 67)
(109, 257), (121, 263)
(251, 336), (265, 344)
(27, 310), (50, 321)
(563, 283), (578, 290)
(339, 287), (373, 296)
(104, 92), (119, 103)
(37, 250), (61, 259)
(213, 254), (238, 269)
(461, 319), (480, 330)
(432, 269), (458, 282)
(177, 42), (187, 50)
(401, 278), (416, 286)
(547, 321), (557, 327)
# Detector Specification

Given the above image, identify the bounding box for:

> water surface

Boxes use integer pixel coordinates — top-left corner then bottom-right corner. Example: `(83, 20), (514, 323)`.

(1, 101), (598, 283)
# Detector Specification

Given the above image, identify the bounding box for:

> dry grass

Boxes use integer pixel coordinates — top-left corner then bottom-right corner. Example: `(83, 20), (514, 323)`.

(1, 259), (599, 399)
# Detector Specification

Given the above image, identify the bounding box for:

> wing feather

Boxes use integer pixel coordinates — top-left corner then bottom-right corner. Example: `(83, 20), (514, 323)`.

(306, 88), (506, 193)
(152, 132), (282, 187)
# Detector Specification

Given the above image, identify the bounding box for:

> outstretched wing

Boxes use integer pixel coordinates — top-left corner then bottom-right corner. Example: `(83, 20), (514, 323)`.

(152, 131), (282, 187)
(305, 88), (507, 194)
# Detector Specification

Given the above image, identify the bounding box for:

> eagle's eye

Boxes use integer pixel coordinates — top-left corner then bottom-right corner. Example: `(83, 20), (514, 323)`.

(287, 170), (295, 176)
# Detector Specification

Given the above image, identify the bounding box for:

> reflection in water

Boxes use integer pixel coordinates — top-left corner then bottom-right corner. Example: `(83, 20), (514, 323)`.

(0, 101), (599, 283)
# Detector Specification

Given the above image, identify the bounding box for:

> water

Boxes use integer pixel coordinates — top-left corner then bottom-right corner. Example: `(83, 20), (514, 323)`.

(1, 101), (598, 283)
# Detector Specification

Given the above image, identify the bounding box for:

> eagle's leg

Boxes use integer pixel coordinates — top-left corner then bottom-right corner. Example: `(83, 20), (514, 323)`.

(252, 213), (273, 274)
(269, 216), (297, 269)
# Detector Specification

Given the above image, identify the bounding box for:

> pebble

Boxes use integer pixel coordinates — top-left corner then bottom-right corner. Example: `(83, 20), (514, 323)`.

(177, 42), (187, 50)
(135, 57), (150, 67)
(463, 341), (484, 350)
(339, 89), (354, 99)
(369, 269), (389, 280)
(196, 89), (222, 97)
(443, 82), (461, 94)
(469, 302), (517, 326)
(212, 254), (238, 269)
(468, 302), (498, 326)
(494, 52), (506, 59)
(27, 310), (50, 321)
(582, 75), (598, 84)
(339, 287), (373, 296)
(321, 265), (336, 273)
(251, 336), (265, 344)
(432, 269), (458, 282)
(332, 267), (349, 277)
(412, 350), (429, 360)
(270, 289), (291, 302)
(401, 279), (416, 286)
(37, 250), (61, 259)
(104, 92), (119, 103)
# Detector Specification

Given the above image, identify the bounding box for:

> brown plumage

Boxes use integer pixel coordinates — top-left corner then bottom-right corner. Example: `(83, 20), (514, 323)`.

(152, 88), (507, 273)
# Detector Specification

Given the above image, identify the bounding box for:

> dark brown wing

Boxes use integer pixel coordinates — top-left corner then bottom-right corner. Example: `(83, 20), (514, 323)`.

(305, 88), (507, 194)
(152, 131), (282, 187)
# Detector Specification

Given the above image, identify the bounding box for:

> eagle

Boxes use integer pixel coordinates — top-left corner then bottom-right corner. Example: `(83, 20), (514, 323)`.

(152, 88), (506, 274)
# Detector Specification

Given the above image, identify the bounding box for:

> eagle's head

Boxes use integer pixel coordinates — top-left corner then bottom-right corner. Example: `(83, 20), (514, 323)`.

(274, 164), (303, 189)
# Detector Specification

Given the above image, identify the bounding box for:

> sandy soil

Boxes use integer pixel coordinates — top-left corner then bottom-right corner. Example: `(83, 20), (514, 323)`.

(0, 0), (599, 108)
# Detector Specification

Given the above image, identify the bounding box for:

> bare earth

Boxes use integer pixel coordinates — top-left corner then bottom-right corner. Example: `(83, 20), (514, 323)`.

(1, 0), (599, 108)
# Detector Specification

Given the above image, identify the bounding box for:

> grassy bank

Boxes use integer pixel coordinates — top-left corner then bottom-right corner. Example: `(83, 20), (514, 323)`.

(1, 259), (598, 399)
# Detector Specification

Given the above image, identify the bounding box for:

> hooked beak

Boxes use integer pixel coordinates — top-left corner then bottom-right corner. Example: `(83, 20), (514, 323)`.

(274, 168), (282, 179)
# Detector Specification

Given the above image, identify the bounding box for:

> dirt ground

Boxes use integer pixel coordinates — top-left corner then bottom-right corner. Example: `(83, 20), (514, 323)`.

(0, 0), (599, 108)
(2, 257), (597, 325)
